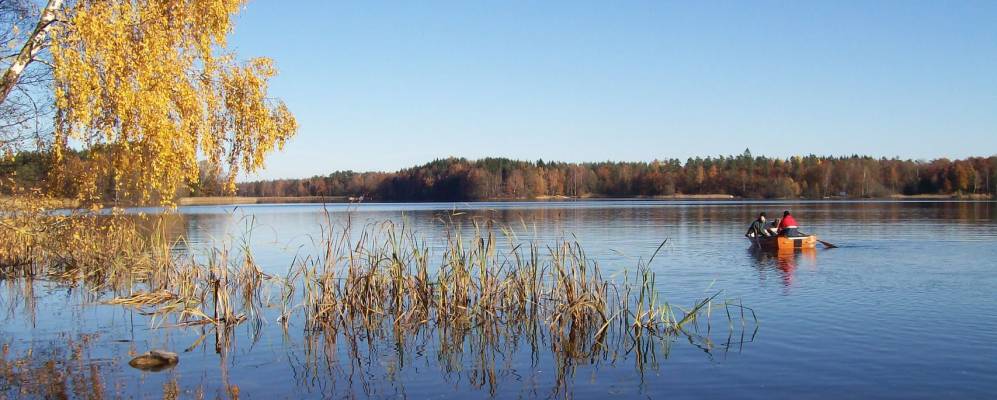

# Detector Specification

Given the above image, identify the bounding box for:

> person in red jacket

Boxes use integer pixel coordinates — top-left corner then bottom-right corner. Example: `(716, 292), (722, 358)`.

(777, 210), (802, 237)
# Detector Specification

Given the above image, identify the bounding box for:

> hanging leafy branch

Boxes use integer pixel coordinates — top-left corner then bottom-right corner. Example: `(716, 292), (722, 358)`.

(1, 0), (298, 207)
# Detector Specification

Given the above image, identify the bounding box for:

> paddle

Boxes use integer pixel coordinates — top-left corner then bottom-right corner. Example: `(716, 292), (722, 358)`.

(817, 239), (838, 249)
(800, 231), (838, 249)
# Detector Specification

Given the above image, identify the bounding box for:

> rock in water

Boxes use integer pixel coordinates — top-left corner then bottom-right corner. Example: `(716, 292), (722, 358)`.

(128, 350), (179, 371)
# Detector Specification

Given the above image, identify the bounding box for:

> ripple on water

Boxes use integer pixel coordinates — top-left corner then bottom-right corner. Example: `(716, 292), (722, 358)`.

(3, 200), (996, 398)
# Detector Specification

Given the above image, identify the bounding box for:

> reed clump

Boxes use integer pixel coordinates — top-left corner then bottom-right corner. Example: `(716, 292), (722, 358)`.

(2, 206), (756, 368)
(281, 217), (756, 369)
(0, 194), (164, 288)
(0, 195), (248, 328)
(277, 217), (757, 397)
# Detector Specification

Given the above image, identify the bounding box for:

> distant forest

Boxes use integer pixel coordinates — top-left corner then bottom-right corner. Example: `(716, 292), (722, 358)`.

(2, 150), (994, 202)
(236, 151), (997, 201)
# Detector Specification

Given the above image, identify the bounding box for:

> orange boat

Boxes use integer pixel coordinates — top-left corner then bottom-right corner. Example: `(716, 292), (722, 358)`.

(748, 235), (818, 250)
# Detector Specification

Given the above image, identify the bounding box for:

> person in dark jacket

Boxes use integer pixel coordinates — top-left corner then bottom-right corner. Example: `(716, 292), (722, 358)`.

(745, 212), (772, 238)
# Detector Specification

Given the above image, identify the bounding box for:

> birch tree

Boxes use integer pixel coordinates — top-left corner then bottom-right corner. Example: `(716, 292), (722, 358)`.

(0, 0), (61, 152)
(1, 0), (297, 206)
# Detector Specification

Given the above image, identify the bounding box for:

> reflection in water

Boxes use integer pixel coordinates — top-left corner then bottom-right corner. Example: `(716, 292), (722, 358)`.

(1, 213), (759, 399)
(161, 201), (997, 280)
(3, 201), (997, 398)
(1, 277), (35, 326)
(748, 248), (818, 290)
(1, 334), (112, 399)
(0, 313), (755, 399)
(0, 333), (208, 400)
(280, 310), (756, 399)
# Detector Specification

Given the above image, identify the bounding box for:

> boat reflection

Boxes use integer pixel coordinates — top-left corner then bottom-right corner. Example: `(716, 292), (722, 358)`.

(748, 247), (817, 289)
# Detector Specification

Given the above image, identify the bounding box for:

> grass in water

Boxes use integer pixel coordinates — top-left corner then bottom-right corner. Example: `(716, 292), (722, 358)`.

(1, 206), (757, 396)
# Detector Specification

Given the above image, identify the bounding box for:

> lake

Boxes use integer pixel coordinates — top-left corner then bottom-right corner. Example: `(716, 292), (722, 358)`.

(3, 200), (996, 399)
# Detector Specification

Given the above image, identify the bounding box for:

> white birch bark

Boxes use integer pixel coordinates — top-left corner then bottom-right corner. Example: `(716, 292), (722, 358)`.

(0, 0), (63, 106)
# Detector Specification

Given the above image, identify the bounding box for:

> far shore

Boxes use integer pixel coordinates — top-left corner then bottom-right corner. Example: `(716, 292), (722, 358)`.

(5, 193), (991, 209)
(175, 193), (993, 206)
(177, 196), (348, 206)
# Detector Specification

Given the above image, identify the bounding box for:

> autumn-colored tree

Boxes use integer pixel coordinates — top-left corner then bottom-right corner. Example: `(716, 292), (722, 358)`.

(1, 0), (297, 206)
(191, 160), (225, 197)
(505, 170), (525, 197)
(545, 168), (564, 196)
(526, 169), (547, 197)
(0, 0), (61, 153)
(234, 155), (997, 201)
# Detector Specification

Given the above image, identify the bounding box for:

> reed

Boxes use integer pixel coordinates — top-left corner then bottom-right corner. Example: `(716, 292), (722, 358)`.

(1, 206), (757, 378)
(278, 214), (757, 383)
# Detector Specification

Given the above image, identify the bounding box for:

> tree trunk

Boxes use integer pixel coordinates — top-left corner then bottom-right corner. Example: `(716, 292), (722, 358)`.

(0, 0), (64, 106)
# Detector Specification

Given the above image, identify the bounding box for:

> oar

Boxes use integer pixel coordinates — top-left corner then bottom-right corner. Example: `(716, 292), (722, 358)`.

(817, 239), (838, 249)
(801, 231), (838, 248)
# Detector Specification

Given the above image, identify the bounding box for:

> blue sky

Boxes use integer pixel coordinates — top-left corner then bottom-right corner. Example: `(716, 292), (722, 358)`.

(229, 0), (997, 180)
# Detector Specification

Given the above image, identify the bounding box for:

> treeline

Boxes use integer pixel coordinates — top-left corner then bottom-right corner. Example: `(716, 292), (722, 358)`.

(1, 148), (227, 202)
(4, 150), (995, 202)
(236, 151), (997, 201)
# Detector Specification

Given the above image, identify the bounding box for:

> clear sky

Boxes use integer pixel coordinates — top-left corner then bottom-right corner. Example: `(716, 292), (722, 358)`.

(229, 0), (997, 180)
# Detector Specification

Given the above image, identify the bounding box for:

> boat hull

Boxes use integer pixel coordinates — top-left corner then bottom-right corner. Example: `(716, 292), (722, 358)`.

(748, 235), (818, 250)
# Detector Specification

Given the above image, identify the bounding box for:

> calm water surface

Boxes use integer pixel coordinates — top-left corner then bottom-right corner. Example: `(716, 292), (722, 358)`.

(3, 201), (996, 399)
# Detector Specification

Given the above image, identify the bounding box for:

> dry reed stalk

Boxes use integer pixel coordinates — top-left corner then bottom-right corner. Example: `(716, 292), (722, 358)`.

(1, 206), (758, 368)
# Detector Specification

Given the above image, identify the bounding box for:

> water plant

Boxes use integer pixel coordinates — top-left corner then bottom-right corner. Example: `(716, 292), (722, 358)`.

(0, 206), (757, 397)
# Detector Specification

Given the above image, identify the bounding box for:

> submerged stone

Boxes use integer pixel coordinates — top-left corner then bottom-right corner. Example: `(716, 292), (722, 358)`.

(128, 350), (179, 372)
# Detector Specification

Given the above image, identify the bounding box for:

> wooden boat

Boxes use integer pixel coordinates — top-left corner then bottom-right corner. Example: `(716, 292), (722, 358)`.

(748, 234), (818, 250)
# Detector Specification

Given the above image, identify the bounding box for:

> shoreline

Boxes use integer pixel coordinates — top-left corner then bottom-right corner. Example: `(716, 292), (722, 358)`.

(177, 196), (349, 206)
(175, 193), (994, 206)
(7, 194), (990, 209)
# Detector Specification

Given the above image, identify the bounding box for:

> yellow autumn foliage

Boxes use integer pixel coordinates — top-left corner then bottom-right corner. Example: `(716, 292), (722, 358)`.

(50, 0), (297, 206)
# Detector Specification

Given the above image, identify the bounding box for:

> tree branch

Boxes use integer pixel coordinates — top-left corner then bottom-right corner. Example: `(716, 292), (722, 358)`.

(0, 0), (63, 107)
